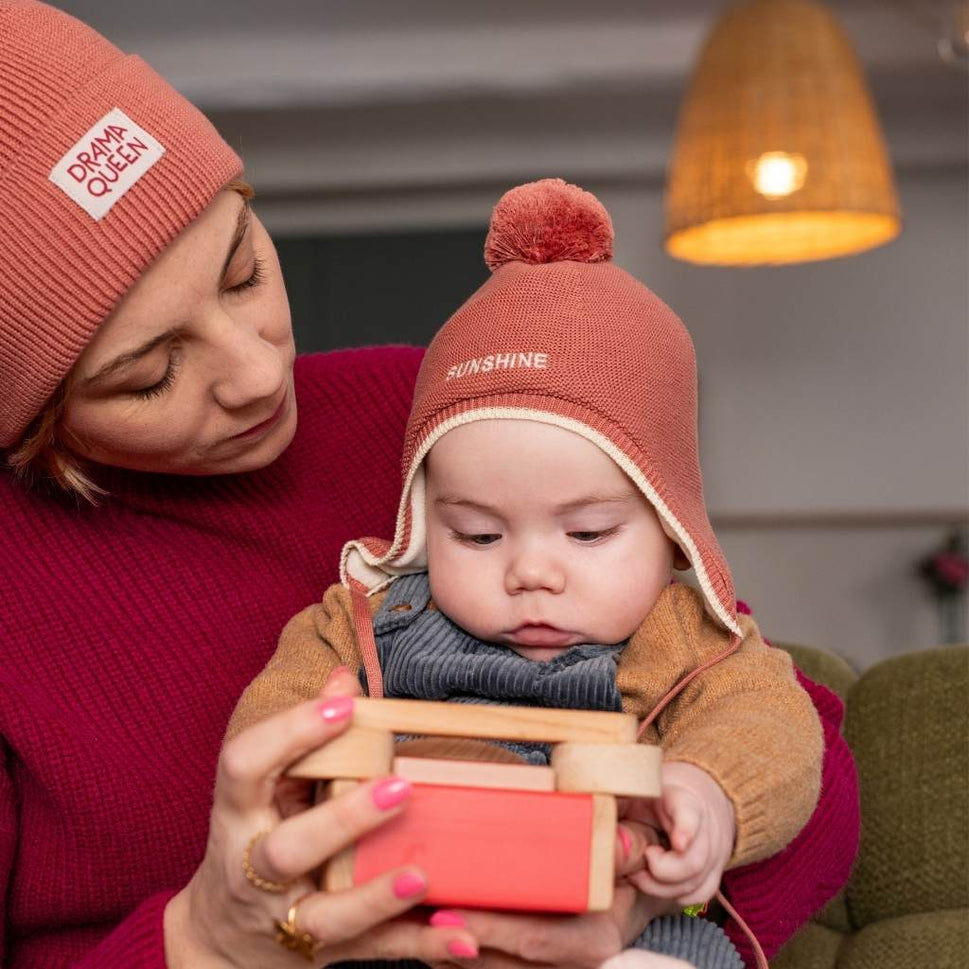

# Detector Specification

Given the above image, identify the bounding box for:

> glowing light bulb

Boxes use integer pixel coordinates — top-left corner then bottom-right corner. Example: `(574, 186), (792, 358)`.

(747, 151), (808, 199)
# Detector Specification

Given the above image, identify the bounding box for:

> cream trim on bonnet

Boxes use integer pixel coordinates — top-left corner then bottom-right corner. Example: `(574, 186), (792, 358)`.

(341, 407), (742, 638)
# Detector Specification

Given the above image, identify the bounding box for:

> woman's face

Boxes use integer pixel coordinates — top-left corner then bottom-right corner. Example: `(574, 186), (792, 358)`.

(62, 189), (297, 475)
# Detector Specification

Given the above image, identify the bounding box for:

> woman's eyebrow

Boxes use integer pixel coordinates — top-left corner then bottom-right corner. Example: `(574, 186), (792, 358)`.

(83, 329), (176, 387)
(220, 197), (251, 281)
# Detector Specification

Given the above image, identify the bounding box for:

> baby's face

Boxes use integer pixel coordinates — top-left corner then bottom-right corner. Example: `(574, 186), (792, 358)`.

(424, 419), (675, 661)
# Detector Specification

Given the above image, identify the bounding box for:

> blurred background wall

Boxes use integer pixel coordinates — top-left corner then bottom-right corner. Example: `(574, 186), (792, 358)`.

(61, 0), (968, 669)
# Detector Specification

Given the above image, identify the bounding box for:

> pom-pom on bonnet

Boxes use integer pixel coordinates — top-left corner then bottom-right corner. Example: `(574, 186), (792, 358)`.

(343, 178), (739, 635)
(484, 178), (614, 270)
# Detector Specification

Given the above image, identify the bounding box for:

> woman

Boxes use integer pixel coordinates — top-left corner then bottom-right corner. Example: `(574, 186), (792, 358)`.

(0, 3), (858, 967)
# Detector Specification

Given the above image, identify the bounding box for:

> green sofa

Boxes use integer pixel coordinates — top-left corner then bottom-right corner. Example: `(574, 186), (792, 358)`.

(771, 643), (968, 969)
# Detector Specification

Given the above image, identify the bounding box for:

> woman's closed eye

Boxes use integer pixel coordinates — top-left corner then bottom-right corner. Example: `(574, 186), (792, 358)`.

(132, 351), (181, 400)
(224, 255), (266, 296)
(128, 257), (267, 402)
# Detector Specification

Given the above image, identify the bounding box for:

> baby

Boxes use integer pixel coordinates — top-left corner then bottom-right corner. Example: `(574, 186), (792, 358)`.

(228, 179), (823, 969)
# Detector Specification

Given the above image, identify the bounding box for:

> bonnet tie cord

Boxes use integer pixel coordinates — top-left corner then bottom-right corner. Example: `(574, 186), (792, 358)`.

(637, 634), (769, 969)
(348, 578), (384, 699)
(636, 634), (742, 738)
(716, 889), (769, 969)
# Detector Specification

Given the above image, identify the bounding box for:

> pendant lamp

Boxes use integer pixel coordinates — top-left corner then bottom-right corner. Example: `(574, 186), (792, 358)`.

(664, 0), (901, 266)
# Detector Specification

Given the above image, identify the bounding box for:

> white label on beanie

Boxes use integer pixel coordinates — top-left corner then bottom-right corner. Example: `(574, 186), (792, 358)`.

(48, 108), (165, 221)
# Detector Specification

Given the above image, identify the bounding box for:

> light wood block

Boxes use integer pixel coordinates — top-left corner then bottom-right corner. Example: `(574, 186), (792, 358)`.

(392, 756), (555, 791)
(588, 794), (617, 911)
(552, 743), (663, 797)
(322, 779), (358, 892)
(336, 697), (637, 744)
(287, 726), (394, 780)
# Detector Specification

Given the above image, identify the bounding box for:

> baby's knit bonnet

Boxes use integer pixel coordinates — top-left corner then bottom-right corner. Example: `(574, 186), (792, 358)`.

(344, 178), (739, 636)
(0, 0), (242, 448)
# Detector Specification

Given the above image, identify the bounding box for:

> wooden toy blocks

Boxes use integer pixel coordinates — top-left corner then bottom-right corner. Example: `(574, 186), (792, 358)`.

(286, 697), (661, 913)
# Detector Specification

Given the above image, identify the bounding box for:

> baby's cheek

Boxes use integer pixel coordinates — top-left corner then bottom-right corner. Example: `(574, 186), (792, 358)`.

(437, 564), (505, 640)
(428, 557), (474, 616)
(598, 575), (663, 641)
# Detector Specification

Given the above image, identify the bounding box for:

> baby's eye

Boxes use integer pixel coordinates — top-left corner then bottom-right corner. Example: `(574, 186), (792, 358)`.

(568, 527), (619, 544)
(452, 531), (501, 547)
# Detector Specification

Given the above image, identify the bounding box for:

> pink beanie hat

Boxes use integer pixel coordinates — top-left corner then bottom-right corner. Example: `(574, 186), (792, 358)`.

(343, 178), (740, 636)
(0, 0), (243, 448)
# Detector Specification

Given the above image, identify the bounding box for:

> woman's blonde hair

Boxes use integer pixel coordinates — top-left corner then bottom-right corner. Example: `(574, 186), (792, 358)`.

(6, 179), (255, 504)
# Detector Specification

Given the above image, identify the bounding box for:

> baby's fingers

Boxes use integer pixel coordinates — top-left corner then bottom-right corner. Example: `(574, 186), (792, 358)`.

(625, 864), (708, 905)
(627, 843), (716, 905)
(664, 796), (700, 854)
(645, 840), (707, 885)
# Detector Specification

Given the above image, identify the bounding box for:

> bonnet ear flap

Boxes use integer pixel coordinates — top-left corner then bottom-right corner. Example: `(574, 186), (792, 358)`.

(340, 466), (430, 594)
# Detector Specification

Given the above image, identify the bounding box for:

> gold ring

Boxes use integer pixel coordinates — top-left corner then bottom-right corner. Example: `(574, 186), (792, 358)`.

(273, 892), (321, 962)
(242, 830), (290, 894)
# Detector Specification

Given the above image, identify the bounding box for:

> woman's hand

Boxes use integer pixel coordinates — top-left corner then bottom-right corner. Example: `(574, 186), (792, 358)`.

(425, 814), (680, 969)
(429, 886), (679, 969)
(599, 954), (693, 969)
(164, 671), (479, 968)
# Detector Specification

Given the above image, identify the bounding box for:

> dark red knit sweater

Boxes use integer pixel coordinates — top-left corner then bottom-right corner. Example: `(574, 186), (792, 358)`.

(0, 347), (858, 968)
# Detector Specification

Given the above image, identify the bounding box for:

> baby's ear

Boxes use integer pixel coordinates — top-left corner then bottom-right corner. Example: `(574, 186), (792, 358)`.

(672, 545), (691, 571)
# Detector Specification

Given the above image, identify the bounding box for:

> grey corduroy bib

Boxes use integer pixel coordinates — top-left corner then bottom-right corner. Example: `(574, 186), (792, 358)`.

(366, 572), (623, 764)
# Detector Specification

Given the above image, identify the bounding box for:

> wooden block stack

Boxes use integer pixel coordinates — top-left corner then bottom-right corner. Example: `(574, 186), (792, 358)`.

(286, 698), (661, 913)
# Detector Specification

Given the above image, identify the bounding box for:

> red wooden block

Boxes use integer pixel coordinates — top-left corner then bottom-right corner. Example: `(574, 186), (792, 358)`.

(352, 784), (596, 912)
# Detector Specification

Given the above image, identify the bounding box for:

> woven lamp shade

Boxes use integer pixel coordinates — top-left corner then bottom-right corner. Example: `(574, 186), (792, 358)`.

(665, 0), (901, 266)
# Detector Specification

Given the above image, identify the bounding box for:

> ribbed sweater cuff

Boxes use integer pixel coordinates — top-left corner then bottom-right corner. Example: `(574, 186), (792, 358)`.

(72, 891), (174, 969)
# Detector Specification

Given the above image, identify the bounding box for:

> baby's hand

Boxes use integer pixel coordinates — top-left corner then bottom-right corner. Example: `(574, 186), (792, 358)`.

(620, 762), (735, 907)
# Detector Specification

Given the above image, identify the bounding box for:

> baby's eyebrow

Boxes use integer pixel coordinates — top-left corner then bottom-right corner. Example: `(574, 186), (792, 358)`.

(554, 493), (640, 514)
(433, 496), (499, 514)
(433, 493), (639, 515)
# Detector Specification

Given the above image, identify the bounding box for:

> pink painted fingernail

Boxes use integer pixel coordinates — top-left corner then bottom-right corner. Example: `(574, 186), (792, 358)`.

(447, 941), (479, 959)
(618, 825), (632, 861)
(372, 777), (412, 810)
(430, 910), (467, 928)
(318, 696), (354, 723)
(393, 871), (427, 899)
